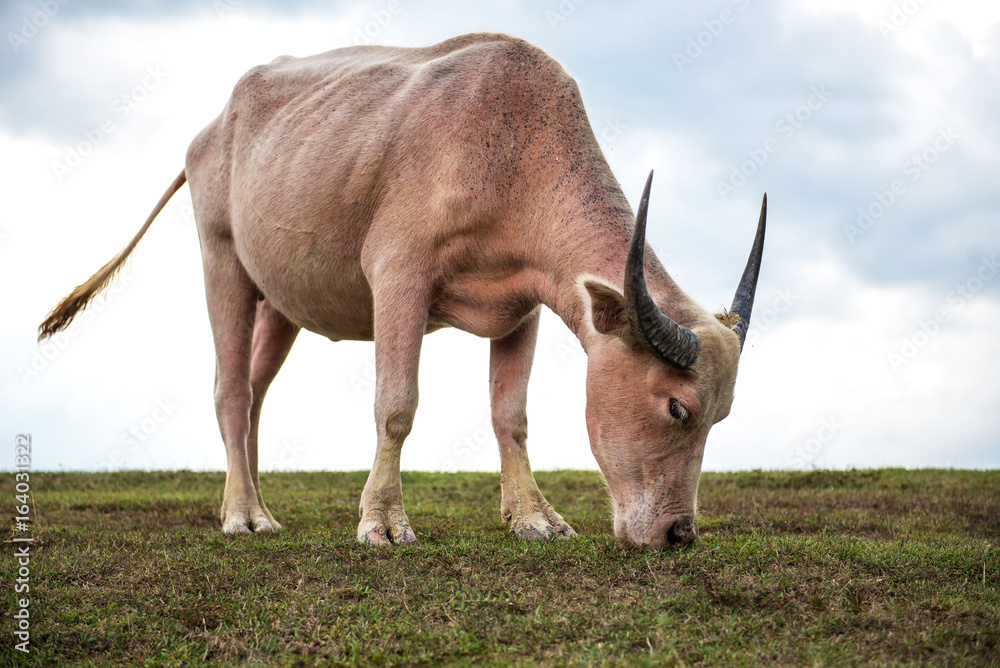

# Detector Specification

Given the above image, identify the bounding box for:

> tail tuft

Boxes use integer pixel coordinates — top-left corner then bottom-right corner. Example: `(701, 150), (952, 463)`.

(37, 169), (187, 341)
(38, 252), (129, 341)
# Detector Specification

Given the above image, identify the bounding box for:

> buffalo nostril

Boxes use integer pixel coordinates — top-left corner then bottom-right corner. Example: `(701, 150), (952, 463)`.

(665, 518), (696, 549)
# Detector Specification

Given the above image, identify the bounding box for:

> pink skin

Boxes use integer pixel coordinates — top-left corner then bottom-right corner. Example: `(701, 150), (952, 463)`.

(42, 33), (749, 547)
(579, 286), (740, 548)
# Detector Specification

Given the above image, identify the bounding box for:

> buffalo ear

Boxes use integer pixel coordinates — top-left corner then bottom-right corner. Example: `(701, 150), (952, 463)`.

(583, 280), (631, 338)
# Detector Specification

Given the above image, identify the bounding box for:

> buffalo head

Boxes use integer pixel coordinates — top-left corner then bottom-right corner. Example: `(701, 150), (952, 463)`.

(580, 171), (765, 549)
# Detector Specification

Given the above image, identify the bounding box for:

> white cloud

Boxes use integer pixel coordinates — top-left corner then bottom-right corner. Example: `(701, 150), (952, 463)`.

(708, 254), (1000, 470)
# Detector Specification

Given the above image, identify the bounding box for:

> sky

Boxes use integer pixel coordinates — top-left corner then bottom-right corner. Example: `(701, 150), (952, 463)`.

(1, 0), (998, 474)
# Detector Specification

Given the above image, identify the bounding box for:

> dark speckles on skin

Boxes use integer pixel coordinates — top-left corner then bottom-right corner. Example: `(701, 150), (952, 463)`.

(205, 32), (663, 344)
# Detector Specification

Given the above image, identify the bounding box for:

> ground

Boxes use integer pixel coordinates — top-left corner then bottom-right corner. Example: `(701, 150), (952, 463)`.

(4, 469), (998, 666)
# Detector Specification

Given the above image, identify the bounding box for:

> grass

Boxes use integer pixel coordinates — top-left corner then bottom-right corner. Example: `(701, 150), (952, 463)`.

(4, 469), (998, 666)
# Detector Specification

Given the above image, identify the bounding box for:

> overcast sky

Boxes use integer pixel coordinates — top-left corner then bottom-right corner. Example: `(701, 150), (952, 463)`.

(2, 0), (998, 474)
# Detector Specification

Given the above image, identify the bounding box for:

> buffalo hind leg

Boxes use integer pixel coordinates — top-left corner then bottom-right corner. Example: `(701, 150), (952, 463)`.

(491, 307), (577, 540)
(247, 298), (300, 530)
(357, 280), (425, 546)
(200, 235), (274, 534)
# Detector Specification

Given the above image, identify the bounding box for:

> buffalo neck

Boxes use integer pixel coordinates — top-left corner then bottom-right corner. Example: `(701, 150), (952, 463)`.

(527, 171), (705, 347)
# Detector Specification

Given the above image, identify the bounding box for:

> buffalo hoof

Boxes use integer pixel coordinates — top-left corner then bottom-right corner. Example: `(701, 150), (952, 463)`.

(503, 495), (578, 541)
(357, 508), (417, 546)
(513, 519), (578, 541)
(221, 505), (278, 534)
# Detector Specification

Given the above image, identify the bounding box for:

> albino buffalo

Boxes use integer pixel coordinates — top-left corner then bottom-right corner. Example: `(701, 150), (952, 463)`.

(39, 33), (764, 549)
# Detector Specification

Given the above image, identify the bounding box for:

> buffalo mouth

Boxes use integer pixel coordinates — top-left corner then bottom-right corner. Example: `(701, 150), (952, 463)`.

(614, 512), (698, 550)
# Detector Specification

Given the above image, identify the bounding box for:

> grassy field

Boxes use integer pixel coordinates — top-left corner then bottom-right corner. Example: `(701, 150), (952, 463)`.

(4, 469), (998, 666)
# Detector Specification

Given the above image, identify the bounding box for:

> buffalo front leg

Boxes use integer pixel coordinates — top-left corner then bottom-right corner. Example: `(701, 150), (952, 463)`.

(201, 241), (274, 534)
(246, 298), (300, 530)
(491, 307), (577, 540)
(357, 282), (426, 546)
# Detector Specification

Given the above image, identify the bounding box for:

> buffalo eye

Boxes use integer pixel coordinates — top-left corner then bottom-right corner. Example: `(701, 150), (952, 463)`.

(669, 398), (690, 423)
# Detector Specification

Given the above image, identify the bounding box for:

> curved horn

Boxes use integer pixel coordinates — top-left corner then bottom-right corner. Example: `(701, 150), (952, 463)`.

(624, 170), (701, 370)
(729, 193), (767, 349)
